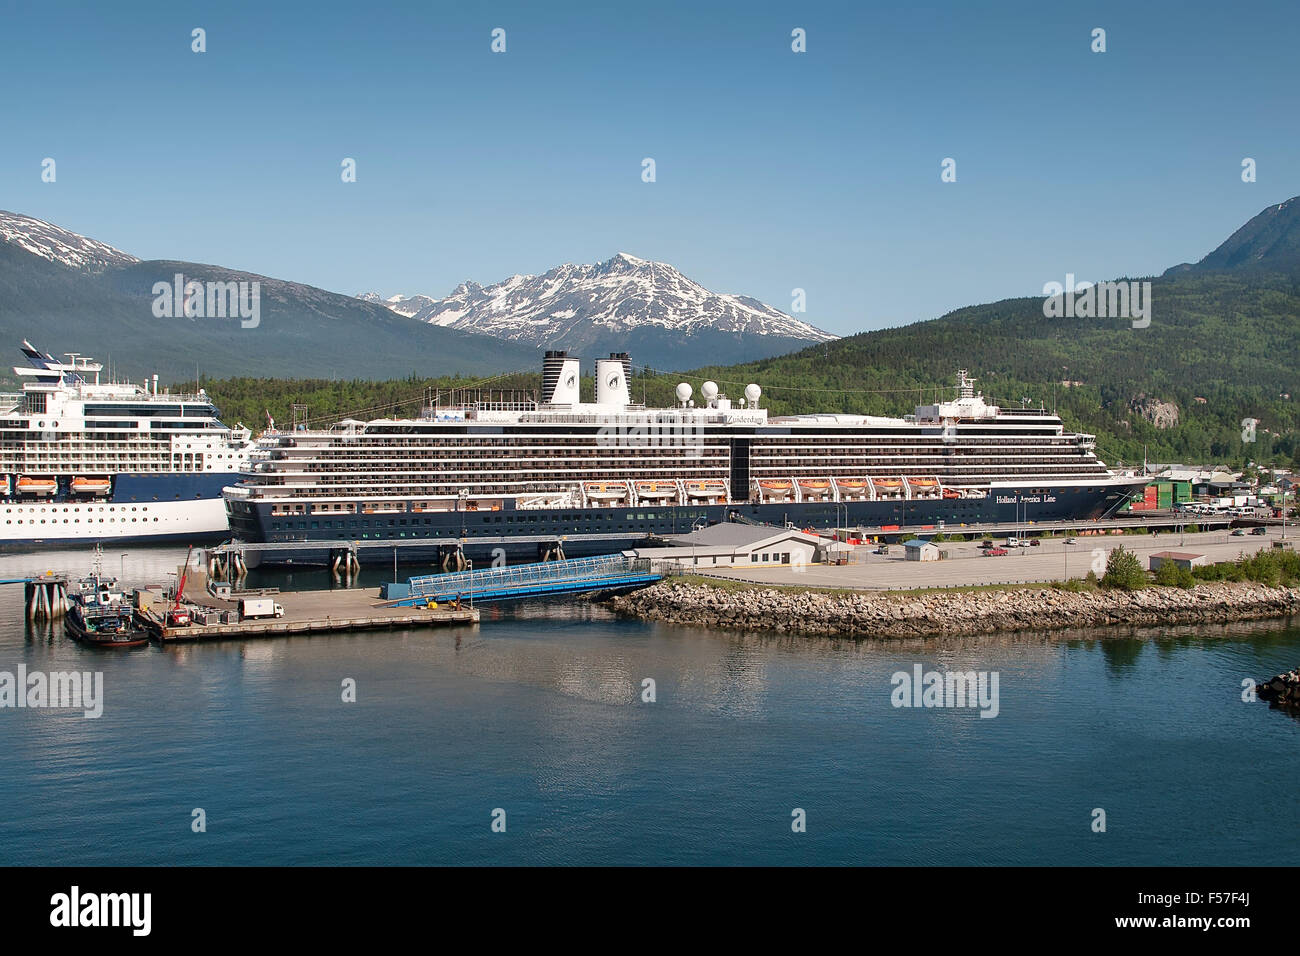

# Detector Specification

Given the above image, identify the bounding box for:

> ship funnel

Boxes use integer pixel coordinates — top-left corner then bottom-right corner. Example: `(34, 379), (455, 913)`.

(543, 350), (580, 405)
(596, 353), (631, 408)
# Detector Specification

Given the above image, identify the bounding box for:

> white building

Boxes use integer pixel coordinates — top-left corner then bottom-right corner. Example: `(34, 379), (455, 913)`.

(903, 539), (941, 561)
(627, 523), (824, 570)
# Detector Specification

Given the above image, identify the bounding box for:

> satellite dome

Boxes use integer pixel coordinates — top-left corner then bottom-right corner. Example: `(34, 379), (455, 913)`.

(744, 383), (761, 404)
(675, 382), (693, 403)
(701, 381), (719, 400)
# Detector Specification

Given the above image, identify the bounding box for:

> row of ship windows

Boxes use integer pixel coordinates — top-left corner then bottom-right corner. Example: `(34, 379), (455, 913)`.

(269, 510), (714, 531)
(5, 506), (150, 513)
(265, 504), (1023, 537)
(8, 517), (161, 524)
(264, 445), (1090, 462)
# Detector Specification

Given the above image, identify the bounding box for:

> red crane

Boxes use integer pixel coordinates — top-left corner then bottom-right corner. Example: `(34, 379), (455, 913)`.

(167, 545), (194, 627)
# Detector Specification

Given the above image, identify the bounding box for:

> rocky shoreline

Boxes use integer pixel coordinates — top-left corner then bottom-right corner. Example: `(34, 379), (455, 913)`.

(608, 579), (1300, 639)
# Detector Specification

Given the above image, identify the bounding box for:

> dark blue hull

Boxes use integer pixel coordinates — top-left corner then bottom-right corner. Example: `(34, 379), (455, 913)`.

(227, 481), (1142, 567)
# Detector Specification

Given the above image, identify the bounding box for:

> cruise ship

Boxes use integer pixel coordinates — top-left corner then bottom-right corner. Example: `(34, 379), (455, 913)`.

(224, 351), (1148, 566)
(0, 342), (252, 548)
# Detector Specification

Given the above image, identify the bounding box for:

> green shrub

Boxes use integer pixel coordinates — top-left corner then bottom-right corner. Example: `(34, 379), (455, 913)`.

(1102, 545), (1147, 591)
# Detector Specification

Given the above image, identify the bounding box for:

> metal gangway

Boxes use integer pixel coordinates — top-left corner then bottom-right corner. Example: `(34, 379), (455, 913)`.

(393, 554), (665, 605)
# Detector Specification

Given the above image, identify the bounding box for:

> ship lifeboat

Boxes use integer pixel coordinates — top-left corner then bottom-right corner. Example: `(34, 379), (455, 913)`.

(585, 481), (629, 502)
(0, 475), (9, 497)
(943, 487), (962, 499)
(906, 476), (941, 497)
(758, 479), (794, 493)
(797, 478), (831, 491)
(71, 476), (112, 496)
(16, 476), (57, 496)
(834, 478), (871, 500)
(873, 478), (906, 498)
(635, 481), (677, 500)
(685, 479), (728, 501)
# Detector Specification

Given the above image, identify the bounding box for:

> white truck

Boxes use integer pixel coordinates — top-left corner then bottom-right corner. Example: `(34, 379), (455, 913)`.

(239, 598), (285, 620)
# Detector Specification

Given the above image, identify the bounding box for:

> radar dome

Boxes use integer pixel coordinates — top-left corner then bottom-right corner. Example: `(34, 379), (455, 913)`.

(701, 381), (719, 401)
(744, 383), (761, 404)
(675, 382), (693, 403)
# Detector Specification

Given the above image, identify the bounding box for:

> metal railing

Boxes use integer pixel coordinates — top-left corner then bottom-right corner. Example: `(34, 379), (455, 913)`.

(406, 554), (657, 601)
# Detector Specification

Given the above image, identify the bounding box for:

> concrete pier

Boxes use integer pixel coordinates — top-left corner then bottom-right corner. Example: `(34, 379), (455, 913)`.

(137, 583), (478, 642)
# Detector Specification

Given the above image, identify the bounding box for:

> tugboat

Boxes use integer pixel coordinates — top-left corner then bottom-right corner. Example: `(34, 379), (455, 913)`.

(64, 547), (149, 648)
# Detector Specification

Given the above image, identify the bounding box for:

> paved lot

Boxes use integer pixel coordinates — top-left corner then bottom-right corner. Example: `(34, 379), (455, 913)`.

(698, 528), (1294, 591)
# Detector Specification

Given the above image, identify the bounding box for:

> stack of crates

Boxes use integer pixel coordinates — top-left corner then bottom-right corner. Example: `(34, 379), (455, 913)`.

(1155, 482), (1174, 510)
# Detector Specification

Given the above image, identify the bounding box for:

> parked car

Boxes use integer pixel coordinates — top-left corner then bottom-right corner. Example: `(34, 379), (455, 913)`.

(1064, 537), (1077, 545)
(873, 545), (890, 555)
(1029, 538), (1040, 547)
(984, 547), (1009, 556)
(1251, 526), (1268, 535)
(1231, 528), (1246, 536)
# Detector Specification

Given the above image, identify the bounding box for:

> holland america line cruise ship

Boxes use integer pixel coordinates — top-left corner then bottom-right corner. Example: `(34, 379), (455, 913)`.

(224, 350), (1148, 567)
(0, 342), (252, 548)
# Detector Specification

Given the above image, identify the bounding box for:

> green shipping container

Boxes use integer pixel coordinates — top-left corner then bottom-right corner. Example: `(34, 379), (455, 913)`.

(1174, 482), (1192, 502)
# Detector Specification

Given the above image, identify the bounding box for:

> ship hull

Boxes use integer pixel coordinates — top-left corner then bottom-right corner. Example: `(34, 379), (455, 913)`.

(226, 478), (1145, 568)
(0, 473), (238, 550)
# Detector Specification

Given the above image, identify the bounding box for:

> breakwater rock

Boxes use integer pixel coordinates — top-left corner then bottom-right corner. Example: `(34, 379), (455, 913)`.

(608, 580), (1300, 639)
(1257, 667), (1300, 710)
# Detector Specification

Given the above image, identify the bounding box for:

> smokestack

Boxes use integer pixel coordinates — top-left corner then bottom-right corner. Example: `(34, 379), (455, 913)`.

(596, 354), (631, 408)
(542, 350), (580, 405)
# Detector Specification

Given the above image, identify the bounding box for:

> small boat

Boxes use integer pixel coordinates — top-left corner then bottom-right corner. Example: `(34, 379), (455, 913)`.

(834, 478), (873, 500)
(16, 475), (57, 496)
(907, 476), (941, 496)
(943, 487), (962, 499)
(685, 479), (727, 500)
(64, 552), (149, 648)
(874, 478), (904, 491)
(797, 478), (831, 490)
(70, 476), (112, 495)
(0, 475), (9, 496)
(635, 481), (677, 500)
(585, 481), (629, 501)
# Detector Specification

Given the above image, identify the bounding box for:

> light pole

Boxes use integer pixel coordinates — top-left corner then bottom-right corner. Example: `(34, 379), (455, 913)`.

(120, 553), (127, 581)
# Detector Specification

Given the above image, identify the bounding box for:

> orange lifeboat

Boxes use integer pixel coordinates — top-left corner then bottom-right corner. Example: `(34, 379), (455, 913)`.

(759, 479), (793, 491)
(635, 481), (677, 500)
(0, 475), (9, 496)
(16, 476), (57, 496)
(797, 478), (831, 490)
(942, 488), (962, 499)
(685, 479), (727, 500)
(585, 481), (628, 502)
(71, 476), (112, 496)
(908, 477), (938, 487)
(874, 478), (903, 490)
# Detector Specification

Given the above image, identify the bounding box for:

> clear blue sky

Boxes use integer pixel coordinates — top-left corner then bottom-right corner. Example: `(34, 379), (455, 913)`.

(2, 0), (1297, 337)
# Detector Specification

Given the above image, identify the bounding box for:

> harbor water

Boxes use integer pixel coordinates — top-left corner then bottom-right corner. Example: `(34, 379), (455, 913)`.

(1, 546), (1297, 866)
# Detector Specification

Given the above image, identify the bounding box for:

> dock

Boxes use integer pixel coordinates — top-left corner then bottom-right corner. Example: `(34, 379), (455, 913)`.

(137, 581), (478, 642)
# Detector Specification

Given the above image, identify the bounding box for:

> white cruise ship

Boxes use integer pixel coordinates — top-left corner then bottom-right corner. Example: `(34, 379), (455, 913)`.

(224, 350), (1148, 566)
(0, 342), (252, 548)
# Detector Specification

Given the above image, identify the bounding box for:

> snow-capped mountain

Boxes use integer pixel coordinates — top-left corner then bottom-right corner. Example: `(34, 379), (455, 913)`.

(0, 209), (540, 380)
(357, 292), (439, 318)
(0, 210), (139, 272)
(359, 253), (835, 369)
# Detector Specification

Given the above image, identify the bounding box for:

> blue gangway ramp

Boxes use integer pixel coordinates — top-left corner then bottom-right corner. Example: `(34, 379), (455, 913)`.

(395, 554), (664, 605)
